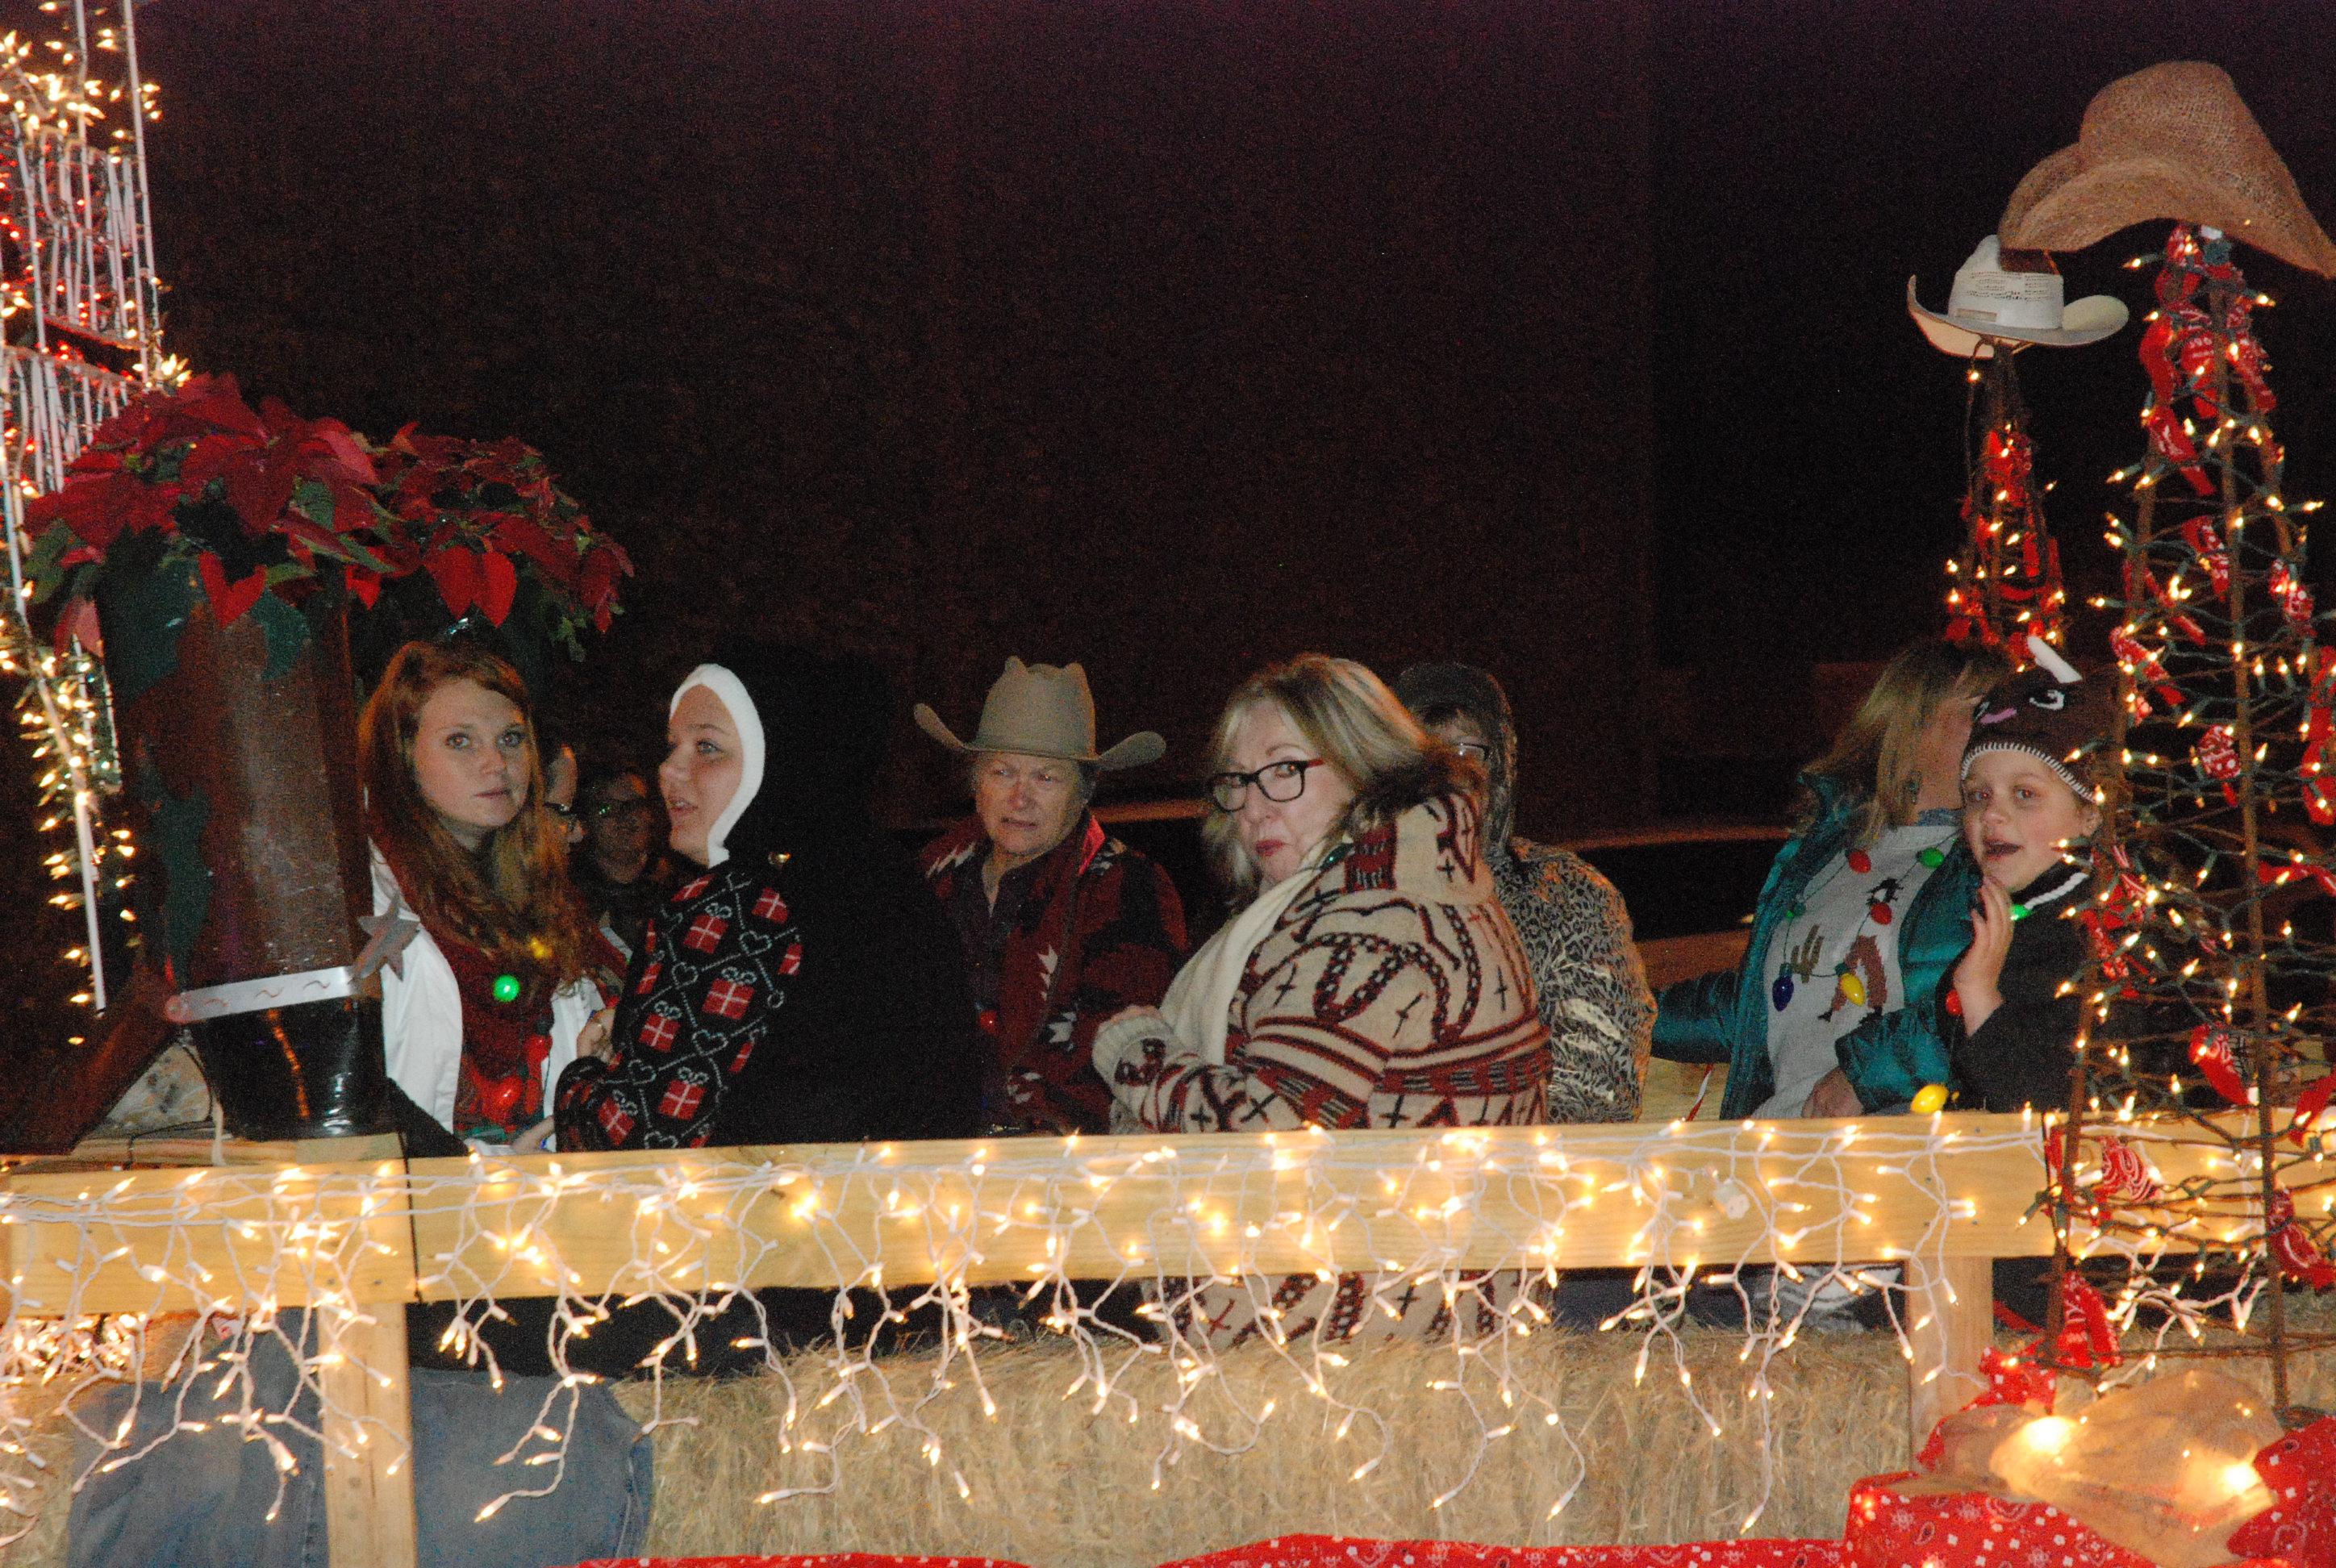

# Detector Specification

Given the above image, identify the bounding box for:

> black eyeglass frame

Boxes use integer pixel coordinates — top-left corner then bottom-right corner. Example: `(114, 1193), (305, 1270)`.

(1207, 757), (1327, 813)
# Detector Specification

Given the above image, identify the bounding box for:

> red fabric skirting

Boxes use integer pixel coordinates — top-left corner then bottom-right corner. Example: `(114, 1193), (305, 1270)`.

(570, 1557), (1035, 1567)
(1155, 1537), (1848, 1568)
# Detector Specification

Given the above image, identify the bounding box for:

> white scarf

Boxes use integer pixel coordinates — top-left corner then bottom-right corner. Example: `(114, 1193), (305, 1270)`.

(1160, 842), (1334, 1065)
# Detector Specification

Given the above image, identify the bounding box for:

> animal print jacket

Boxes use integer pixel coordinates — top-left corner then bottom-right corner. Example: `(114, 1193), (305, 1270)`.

(1394, 662), (1653, 1121)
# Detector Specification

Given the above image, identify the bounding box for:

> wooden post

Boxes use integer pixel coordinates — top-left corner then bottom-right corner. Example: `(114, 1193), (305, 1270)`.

(312, 1134), (417, 1568)
(318, 1311), (418, 1568)
(1904, 1253), (1992, 1453)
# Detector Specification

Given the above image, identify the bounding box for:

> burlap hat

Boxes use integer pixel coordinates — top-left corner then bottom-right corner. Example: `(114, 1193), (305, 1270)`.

(2000, 61), (2336, 277)
(914, 657), (1165, 770)
(1908, 236), (2128, 357)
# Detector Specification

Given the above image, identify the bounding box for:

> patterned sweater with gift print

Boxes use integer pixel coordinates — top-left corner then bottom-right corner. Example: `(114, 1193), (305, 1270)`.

(1092, 792), (1550, 1347)
(554, 864), (803, 1149)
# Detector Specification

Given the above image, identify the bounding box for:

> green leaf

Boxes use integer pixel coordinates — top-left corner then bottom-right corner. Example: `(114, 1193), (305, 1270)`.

(291, 475), (334, 531)
(250, 591), (311, 682)
(94, 544), (199, 705)
(23, 523), (73, 603)
(132, 760), (211, 976)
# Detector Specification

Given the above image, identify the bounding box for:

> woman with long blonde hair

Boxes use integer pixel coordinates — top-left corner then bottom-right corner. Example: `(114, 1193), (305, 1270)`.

(359, 638), (615, 1146)
(1092, 653), (1548, 1345)
(1653, 636), (2011, 1121)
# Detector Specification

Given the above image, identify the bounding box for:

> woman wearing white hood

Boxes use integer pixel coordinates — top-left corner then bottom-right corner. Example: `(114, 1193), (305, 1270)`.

(555, 641), (985, 1150)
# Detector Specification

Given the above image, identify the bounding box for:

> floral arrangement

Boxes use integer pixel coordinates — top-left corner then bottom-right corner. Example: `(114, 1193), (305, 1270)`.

(21, 374), (628, 683)
(366, 425), (629, 657)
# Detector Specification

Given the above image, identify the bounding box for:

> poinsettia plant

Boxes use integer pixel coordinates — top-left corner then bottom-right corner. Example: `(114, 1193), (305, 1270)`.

(365, 425), (630, 656)
(20, 374), (628, 692)
(27, 373), (394, 604)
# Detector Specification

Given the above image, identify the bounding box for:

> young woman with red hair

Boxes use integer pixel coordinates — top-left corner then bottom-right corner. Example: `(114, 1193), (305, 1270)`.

(358, 639), (618, 1148)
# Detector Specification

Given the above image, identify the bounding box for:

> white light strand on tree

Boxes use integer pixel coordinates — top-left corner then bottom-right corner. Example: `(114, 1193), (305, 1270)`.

(0, 0), (169, 1019)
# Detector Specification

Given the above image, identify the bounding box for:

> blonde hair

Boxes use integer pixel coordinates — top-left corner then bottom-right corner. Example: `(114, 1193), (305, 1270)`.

(1804, 638), (2012, 849)
(1201, 653), (1481, 905)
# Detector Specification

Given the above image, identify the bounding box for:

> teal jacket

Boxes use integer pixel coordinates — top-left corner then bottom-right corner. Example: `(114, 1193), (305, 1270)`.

(1652, 776), (1979, 1120)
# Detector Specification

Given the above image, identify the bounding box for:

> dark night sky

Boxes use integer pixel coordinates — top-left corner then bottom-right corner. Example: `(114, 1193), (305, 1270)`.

(6, 0), (2336, 1067)
(84, 1), (2336, 822)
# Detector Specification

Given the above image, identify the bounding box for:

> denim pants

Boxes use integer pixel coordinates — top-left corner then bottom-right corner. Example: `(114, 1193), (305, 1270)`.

(68, 1319), (653, 1568)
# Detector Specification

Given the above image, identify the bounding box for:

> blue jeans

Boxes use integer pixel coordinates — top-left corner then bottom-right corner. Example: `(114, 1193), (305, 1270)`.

(68, 1318), (653, 1568)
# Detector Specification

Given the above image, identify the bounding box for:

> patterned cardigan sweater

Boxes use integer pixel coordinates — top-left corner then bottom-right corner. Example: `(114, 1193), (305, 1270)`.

(920, 812), (1188, 1134)
(1092, 793), (1550, 1346)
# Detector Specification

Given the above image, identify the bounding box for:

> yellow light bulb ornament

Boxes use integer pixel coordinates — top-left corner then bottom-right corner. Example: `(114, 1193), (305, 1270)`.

(1910, 1085), (1948, 1116)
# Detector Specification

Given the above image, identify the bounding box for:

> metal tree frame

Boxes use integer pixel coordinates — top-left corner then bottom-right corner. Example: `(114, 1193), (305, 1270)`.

(2048, 223), (2336, 1410)
(1946, 349), (2068, 654)
(0, 0), (164, 1018)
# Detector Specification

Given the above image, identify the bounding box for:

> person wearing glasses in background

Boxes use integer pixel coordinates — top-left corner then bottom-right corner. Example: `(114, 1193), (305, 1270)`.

(573, 762), (675, 958)
(1395, 664), (1653, 1123)
(1091, 653), (1548, 1345)
(915, 657), (1188, 1135)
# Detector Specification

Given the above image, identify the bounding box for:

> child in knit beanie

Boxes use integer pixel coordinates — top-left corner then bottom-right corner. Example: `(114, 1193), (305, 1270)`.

(1946, 638), (2121, 1114)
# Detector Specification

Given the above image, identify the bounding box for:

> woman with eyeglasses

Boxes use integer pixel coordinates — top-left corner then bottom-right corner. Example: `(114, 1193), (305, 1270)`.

(1653, 637), (2010, 1122)
(572, 762), (676, 957)
(1396, 662), (1654, 1123)
(1091, 653), (1549, 1345)
(358, 640), (621, 1150)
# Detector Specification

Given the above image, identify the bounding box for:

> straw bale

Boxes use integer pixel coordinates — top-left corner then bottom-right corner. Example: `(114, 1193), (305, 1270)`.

(7, 1299), (2336, 1563)
(616, 1326), (1917, 1566)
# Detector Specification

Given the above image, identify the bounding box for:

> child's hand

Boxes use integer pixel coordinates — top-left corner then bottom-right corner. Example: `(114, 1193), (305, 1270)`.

(1954, 879), (2014, 1032)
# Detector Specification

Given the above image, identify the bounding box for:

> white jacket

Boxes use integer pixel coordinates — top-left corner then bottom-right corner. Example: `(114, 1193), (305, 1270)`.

(370, 848), (603, 1137)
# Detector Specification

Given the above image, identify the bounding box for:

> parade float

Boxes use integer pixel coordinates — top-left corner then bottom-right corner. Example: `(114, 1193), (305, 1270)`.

(3, 29), (2336, 1568)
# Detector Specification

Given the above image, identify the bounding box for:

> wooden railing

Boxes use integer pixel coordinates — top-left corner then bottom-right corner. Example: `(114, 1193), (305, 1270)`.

(1, 1112), (2127, 1568)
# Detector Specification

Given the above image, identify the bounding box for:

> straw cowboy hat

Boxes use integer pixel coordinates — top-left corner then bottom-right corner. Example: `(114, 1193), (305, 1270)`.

(915, 657), (1166, 770)
(1908, 236), (2129, 357)
(2000, 61), (2336, 278)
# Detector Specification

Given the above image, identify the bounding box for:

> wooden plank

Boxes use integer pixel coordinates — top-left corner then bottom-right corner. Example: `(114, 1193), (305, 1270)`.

(1904, 1253), (1993, 1449)
(0, 1149), (417, 1313)
(317, 1309), (419, 1568)
(405, 1115), (2064, 1297)
(17, 1112), (2253, 1312)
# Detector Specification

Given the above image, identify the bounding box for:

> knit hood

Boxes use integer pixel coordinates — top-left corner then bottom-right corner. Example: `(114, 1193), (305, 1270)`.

(673, 640), (894, 868)
(1394, 662), (1520, 854)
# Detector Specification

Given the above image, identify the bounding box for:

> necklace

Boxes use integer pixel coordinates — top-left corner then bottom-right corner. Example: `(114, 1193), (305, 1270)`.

(1770, 830), (1957, 1017)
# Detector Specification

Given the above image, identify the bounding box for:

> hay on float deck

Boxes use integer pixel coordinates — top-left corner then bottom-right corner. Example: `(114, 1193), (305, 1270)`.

(616, 1327), (1915, 1566)
(12, 1303), (2336, 1565)
(615, 1301), (2336, 1567)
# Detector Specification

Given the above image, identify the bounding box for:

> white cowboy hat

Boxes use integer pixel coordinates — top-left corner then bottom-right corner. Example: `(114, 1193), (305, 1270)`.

(1907, 236), (2130, 358)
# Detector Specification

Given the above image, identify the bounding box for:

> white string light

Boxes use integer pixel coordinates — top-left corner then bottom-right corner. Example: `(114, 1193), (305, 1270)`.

(0, 1120), (2043, 1543)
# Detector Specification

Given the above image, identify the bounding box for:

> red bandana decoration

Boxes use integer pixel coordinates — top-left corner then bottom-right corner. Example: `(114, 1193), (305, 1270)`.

(1946, 355), (2068, 655)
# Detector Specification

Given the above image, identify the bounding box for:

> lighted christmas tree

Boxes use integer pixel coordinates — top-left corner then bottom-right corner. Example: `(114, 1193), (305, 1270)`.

(2042, 220), (2336, 1410)
(1946, 353), (2068, 653)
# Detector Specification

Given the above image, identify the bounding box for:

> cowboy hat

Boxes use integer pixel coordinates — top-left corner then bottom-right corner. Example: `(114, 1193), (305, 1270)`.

(915, 657), (1166, 770)
(1908, 236), (2129, 357)
(2000, 61), (2336, 278)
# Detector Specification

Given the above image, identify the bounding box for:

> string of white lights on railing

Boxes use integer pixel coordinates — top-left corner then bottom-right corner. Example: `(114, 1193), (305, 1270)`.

(0, 1117), (2061, 1544)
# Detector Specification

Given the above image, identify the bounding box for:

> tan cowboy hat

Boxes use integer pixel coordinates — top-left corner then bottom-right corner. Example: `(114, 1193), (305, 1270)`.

(1908, 236), (2129, 357)
(914, 657), (1166, 770)
(2000, 61), (2336, 278)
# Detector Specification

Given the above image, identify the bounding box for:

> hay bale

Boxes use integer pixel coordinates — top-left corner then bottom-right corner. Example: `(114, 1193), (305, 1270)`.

(615, 1327), (1917, 1566)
